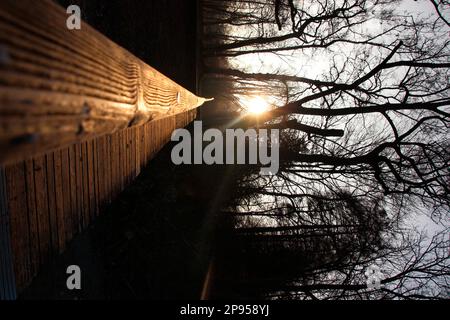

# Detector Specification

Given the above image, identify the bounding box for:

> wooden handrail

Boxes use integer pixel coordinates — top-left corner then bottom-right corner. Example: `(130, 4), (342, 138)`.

(0, 0), (211, 164)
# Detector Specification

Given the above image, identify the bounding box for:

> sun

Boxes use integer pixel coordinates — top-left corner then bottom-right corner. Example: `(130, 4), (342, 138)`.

(242, 96), (269, 115)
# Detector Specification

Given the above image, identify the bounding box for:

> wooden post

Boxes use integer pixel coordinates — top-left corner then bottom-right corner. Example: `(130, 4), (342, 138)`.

(0, 167), (17, 300)
(0, 0), (212, 164)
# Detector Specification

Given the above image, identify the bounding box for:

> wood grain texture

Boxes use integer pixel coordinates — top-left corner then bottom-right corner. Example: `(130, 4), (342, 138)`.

(24, 159), (39, 277)
(1, 166), (17, 299)
(0, 0), (210, 164)
(81, 142), (90, 229)
(68, 145), (79, 234)
(74, 144), (83, 234)
(4, 108), (197, 293)
(53, 151), (66, 253)
(61, 148), (72, 247)
(33, 156), (51, 265)
(5, 163), (29, 291)
(45, 153), (59, 256)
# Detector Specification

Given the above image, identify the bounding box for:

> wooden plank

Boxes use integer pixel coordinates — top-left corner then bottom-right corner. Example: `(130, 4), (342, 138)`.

(156, 120), (161, 153)
(160, 120), (164, 151)
(139, 126), (145, 171)
(147, 121), (155, 162)
(164, 119), (169, 144)
(1, 166), (17, 299)
(136, 127), (140, 175)
(115, 132), (121, 193)
(153, 121), (157, 156)
(146, 123), (150, 162)
(122, 129), (127, 186)
(164, 119), (168, 145)
(101, 137), (107, 205)
(105, 135), (112, 204)
(149, 121), (153, 158)
(125, 129), (130, 187)
(95, 138), (105, 211)
(171, 117), (176, 140)
(61, 148), (72, 244)
(33, 155), (51, 264)
(151, 122), (155, 157)
(5, 163), (30, 291)
(45, 153), (59, 255)
(24, 159), (39, 277)
(150, 121), (155, 159)
(113, 131), (120, 196)
(0, 0), (209, 164)
(165, 118), (172, 144)
(136, 127), (140, 172)
(96, 137), (107, 210)
(109, 133), (116, 199)
(153, 122), (156, 157)
(114, 132), (118, 195)
(161, 119), (165, 147)
(93, 139), (100, 216)
(86, 140), (96, 220)
(116, 132), (121, 194)
(68, 145), (79, 235)
(81, 142), (90, 229)
(175, 113), (180, 129)
(166, 119), (171, 144)
(131, 128), (136, 179)
(108, 135), (114, 201)
(129, 129), (134, 179)
(103, 135), (111, 203)
(74, 144), (83, 233)
(53, 151), (66, 253)
(120, 130), (125, 190)
(146, 123), (150, 164)
(136, 125), (144, 175)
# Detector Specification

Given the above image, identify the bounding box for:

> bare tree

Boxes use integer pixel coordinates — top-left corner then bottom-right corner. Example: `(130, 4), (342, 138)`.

(201, 0), (449, 300)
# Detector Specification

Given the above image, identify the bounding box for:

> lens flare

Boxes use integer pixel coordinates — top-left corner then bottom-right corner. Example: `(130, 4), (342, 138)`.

(242, 96), (269, 115)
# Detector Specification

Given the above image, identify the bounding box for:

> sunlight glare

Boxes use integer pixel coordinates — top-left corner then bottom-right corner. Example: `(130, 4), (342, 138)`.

(243, 96), (269, 115)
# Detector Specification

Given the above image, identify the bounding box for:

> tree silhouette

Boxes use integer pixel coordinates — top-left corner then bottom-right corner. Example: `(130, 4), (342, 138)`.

(200, 0), (449, 300)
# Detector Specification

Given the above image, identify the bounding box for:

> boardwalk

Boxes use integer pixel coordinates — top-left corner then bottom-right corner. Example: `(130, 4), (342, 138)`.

(0, 0), (206, 298)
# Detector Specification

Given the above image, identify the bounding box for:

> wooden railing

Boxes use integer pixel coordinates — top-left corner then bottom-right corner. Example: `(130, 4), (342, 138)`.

(0, 0), (209, 298)
(0, 0), (210, 164)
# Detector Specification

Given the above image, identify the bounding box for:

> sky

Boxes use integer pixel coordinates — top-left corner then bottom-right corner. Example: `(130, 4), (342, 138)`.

(232, 0), (449, 81)
(209, 0), (450, 298)
(225, 0), (450, 236)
